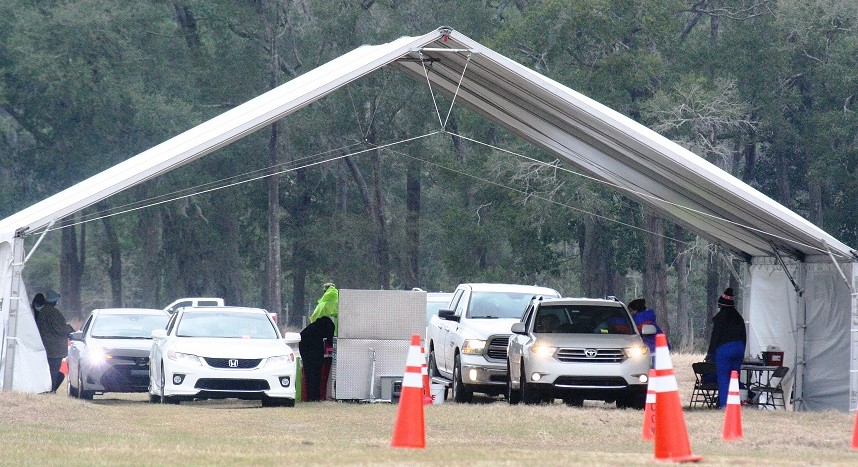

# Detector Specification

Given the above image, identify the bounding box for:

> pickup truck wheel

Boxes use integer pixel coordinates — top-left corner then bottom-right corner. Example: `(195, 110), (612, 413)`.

(506, 361), (520, 404)
(428, 349), (440, 378)
(452, 354), (472, 403)
(520, 363), (541, 405)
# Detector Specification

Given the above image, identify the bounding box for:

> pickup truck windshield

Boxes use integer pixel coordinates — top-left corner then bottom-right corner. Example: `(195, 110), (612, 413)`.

(468, 292), (544, 319)
(535, 305), (634, 334)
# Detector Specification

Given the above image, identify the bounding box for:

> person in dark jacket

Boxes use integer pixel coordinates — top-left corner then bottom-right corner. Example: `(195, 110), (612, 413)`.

(627, 298), (664, 356)
(705, 287), (747, 408)
(35, 290), (74, 393)
(299, 282), (338, 402)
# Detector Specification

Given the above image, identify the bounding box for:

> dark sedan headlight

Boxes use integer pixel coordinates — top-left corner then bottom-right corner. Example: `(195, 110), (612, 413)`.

(87, 347), (111, 363)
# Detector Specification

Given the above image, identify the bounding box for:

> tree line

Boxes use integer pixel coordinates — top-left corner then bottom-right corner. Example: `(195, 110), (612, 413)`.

(1, 0), (856, 351)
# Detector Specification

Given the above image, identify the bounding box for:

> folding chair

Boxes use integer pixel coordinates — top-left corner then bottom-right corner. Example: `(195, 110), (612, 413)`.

(688, 361), (719, 408)
(749, 366), (789, 410)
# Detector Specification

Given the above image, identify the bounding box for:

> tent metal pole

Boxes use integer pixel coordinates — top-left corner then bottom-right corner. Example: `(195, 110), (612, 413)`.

(23, 219), (55, 265)
(822, 241), (852, 292)
(2, 235), (26, 391)
(792, 262), (806, 411)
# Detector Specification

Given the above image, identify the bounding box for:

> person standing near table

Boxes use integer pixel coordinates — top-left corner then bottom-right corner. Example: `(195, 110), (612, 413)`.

(705, 287), (746, 408)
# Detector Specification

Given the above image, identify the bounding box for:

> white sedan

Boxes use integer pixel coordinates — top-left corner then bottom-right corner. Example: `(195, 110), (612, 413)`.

(149, 306), (300, 406)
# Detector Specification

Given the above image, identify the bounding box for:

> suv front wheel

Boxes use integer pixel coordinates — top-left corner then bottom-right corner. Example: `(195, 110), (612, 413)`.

(520, 363), (542, 405)
(506, 361), (521, 404)
(451, 354), (473, 403)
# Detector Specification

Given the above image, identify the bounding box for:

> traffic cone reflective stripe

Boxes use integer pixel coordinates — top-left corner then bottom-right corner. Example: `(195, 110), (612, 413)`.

(722, 370), (743, 441)
(652, 333), (702, 463)
(642, 368), (656, 441)
(391, 334), (426, 449)
(421, 346), (433, 405)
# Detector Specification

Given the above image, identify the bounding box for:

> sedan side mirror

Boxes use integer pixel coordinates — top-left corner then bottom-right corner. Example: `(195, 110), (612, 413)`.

(511, 322), (527, 335)
(283, 332), (301, 345)
(151, 329), (168, 339)
(640, 324), (657, 336)
(69, 330), (83, 341)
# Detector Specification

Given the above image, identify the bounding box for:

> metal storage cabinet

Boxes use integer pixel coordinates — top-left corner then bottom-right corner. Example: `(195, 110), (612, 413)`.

(333, 289), (425, 401)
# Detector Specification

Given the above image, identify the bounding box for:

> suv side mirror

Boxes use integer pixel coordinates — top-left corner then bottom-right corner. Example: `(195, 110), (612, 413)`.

(640, 324), (657, 336)
(511, 322), (527, 335)
(438, 309), (460, 322)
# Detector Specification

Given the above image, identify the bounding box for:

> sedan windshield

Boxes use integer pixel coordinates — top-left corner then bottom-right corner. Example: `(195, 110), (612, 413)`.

(176, 311), (278, 339)
(535, 305), (634, 334)
(468, 292), (547, 319)
(90, 314), (170, 339)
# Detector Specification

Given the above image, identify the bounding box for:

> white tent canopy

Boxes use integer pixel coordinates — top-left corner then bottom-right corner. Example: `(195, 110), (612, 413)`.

(1, 27), (855, 410)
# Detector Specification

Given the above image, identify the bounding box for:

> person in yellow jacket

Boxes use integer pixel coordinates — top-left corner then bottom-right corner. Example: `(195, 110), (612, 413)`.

(299, 282), (338, 401)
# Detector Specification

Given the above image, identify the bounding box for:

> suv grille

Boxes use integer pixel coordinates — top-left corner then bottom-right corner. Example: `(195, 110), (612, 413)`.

(203, 358), (262, 369)
(556, 348), (624, 363)
(486, 335), (510, 360)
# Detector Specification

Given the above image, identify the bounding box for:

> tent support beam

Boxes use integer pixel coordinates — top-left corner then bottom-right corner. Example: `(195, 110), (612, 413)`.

(1, 235), (26, 391)
(23, 219), (55, 264)
(823, 241), (852, 292)
(793, 262), (807, 411)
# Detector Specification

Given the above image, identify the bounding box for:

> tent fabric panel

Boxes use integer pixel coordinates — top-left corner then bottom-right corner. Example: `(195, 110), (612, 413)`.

(400, 31), (854, 259)
(747, 261), (798, 407)
(0, 242), (50, 392)
(802, 266), (851, 411)
(0, 31), (443, 243)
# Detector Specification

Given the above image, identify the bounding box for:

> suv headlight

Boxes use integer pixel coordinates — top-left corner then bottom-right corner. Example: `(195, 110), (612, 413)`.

(264, 354), (295, 368)
(462, 339), (486, 355)
(167, 350), (202, 366)
(530, 343), (556, 358)
(624, 344), (649, 359)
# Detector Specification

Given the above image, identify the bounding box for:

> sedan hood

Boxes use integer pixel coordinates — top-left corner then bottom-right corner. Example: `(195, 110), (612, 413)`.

(91, 337), (154, 354)
(171, 338), (293, 358)
(533, 333), (644, 349)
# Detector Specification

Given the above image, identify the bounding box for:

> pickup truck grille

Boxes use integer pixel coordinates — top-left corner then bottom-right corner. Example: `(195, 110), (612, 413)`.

(486, 335), (510, 360)
(556, 348), (624, 363)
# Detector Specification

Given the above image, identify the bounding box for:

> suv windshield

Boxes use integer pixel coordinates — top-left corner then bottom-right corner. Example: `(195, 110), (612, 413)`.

(535, 305), (634, 334)
(468, 292), (544, 319)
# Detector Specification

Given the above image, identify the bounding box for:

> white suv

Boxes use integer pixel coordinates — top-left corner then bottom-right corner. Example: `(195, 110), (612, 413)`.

(507, 297), (654, 408)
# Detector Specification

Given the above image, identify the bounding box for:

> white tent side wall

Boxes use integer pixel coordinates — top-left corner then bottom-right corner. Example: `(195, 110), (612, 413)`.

(0, 240), (50, 392)
(747, 257), (854, 411)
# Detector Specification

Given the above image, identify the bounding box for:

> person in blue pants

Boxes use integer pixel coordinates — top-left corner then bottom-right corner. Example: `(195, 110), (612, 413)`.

(704, 288), (747, 408)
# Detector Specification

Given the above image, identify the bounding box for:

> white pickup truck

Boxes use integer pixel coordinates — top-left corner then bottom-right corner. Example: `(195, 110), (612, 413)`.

(426, 283), (560, 402)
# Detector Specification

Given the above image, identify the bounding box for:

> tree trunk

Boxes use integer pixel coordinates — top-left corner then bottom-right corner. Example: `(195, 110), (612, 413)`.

(266, 7), (282, 321)
(403, 157), (421, 288)
(137, 204), (163, 308)
(704, 245), (721, 345)
(674, 226), (690, 351)
(100, 212), (122, 308)
(580, 216), (613, 298)
(643, 210), (669, 337)
(809, 176), (823, 227)
(289, 166), (311, 327)
(60, 215), (84, 320)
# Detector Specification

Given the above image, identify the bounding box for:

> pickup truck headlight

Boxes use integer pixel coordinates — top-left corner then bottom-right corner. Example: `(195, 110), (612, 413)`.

(462, 339), (486, 355)
(530, 343), (556, 358)
(624, 344), (649, 359)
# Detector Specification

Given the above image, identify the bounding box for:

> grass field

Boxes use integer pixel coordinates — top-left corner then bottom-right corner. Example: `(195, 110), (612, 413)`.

(1, 353), (856, 466)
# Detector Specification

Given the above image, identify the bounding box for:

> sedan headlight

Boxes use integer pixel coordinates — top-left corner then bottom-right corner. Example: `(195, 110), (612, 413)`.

(167, 350), (202, 366)
(624, 344), (649, 359)
(461, 339), (486, 355)
(87, 347), (110, 363)
(264, 354), (295, 368)
(530, 343), (556, 358)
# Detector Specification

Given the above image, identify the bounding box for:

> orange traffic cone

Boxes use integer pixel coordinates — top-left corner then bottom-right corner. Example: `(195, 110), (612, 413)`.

(59, 357), (68, 376)
(851, 401), (858, 449)
(652, 333), (702, 462)
(421, 346), (433, 405)
(391, 334), (426, 449)
(722, 370), (743, 440)
(642, 368), (656, 441)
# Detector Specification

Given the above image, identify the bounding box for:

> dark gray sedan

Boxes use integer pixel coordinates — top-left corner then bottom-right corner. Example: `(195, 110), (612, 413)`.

(67, 308), (170, 399)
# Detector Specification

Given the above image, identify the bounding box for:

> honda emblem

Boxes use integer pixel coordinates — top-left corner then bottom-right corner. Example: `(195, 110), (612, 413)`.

(228, 359), (238, 368)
